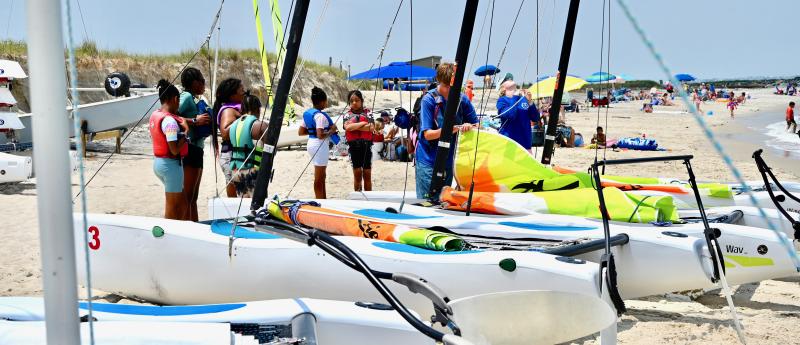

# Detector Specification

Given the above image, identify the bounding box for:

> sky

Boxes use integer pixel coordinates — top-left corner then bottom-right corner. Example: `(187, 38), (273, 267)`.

(3, 0), (799, 83)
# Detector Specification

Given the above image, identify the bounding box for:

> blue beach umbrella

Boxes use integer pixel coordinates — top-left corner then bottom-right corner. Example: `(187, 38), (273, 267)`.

(348, 62), (436, 80)
(474, 65), (501, 76)
(585, 72), (617, 83)
(674, 74), (696, 82)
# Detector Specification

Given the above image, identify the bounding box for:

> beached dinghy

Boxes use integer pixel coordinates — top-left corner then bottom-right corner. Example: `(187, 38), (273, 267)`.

(208, 196), (799, 300)
(73, 213), (605, 314)
(0, 297), (434, 344)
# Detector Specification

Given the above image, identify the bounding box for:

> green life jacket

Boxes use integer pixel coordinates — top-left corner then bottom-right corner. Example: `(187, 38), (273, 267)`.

(229, 115), (263, 170)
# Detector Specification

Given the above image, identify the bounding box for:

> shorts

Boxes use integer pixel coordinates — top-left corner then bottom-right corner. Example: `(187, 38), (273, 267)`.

(415, 161), (453, 200)
(153, 157), (184, 193)
(348, 140), (373, 169)
(218, 150), (233, 182)
(183, 144), (204, 169)
(788, 118), (797, 125)
(231, 167), (259, 197)
(307, 138), (330, 167)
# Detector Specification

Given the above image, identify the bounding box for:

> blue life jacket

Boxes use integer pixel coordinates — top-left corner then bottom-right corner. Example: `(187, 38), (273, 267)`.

(303, 108), (340, 144)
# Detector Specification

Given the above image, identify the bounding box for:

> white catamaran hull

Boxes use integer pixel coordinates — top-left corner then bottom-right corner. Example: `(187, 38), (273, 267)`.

(0, 92), (158, 146)
(0, 297), (433, 345)
(209, 197), (799, 296)
(74, 214), (603, 316)
(0, 152), (32, 183)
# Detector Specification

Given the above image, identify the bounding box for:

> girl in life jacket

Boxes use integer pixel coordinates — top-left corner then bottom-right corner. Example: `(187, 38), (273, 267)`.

(149, 79), (190, 220)
(343, 89), (374, 192)
(211, 78), (245, 197)
(299, 86), (338, 199)
(228, 93), (269, 197)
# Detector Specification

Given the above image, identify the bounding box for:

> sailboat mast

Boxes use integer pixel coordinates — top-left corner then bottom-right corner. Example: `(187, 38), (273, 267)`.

(250, 0), (310, 211)
(540, 0), (581, 165)
(426, 0), (480, 200)
(26, 0), (81, 343)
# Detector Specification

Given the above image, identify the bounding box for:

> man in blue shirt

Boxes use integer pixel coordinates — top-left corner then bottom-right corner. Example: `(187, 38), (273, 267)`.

(415, 63), (479, 200)
(496, 80), (540, 151)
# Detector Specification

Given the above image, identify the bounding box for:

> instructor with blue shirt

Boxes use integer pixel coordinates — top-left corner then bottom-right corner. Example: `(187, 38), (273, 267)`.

(496, 80), (540, 151)
(416, 63), (479, 200)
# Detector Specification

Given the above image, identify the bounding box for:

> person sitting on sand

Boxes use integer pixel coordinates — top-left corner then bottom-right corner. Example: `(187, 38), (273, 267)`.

(371, 118), (385, 162)
(299, 87), (338, 199)
(149, 80), (189, 220)
(591, 126), (607, 148)
(787, 102), (797, 133)
(212, 78), (245, 197)
(343, 90), (374, 192)
(415, 62), (478, 200)
(496, 80), (540, 152)
(228, 92), (269, 197)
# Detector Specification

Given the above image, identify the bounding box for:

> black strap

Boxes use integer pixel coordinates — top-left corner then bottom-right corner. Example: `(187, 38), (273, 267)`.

(600, 253), (626, 315)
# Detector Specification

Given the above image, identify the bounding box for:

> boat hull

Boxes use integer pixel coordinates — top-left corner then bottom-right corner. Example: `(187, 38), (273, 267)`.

(74, 213), (602, 316)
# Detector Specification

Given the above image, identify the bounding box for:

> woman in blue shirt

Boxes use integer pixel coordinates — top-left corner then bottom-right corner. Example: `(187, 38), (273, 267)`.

(496, 80), (540, 151)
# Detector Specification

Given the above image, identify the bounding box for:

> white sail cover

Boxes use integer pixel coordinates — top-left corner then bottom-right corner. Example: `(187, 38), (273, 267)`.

(0, 112), (24, 130)
(0, 88), (17, 106)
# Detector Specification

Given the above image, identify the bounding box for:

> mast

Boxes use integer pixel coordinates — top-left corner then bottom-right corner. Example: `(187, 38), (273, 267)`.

(426, 0), (480, 200)
(540, 0), (581, 165)
(251, 0), (310, 211)
(26, 0), (81, 343)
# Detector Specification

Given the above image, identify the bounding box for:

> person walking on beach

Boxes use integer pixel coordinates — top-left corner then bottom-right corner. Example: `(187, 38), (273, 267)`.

(212, 78), (245, 197)
(299, 87), (338, 199)
(149, 80), (189, 220)
(727, 97), (737, 119)
(343, 90), (374, 192)
(228, 93), (269, 197)
(178, 67), (211, 221)
(415, 63), (478, 200)
(496, 79), (540, 152)
(787, 101), (797, 133)
(692, 91), (702, 113)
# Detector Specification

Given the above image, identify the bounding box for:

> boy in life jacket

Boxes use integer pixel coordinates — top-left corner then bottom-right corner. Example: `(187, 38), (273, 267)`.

(228, 93), (269, 197)
(416, 63), (478, 200)
(343, 90), (374, 192)
(299, 87), (338, 199)
(149, 80), (190, 220)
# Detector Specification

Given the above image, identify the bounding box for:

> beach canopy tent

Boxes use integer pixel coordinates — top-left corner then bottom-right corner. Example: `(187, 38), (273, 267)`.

(529, 76), (587, 99)
(474, 64), (500, 76)
(348, 61), (435, 80)
(585, 72), (616, 83)
(674, 74), (696, 82)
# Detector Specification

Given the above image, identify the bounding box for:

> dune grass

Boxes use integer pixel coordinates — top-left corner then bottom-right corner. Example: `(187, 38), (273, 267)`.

(1, 39), (347, 79)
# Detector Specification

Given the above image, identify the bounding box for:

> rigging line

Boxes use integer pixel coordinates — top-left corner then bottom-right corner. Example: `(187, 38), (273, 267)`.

(4, 0), (13, 39)
(602, 0), (611, 162)
(617, 0), (800, 338)
(398, 0), (412, 213)
(74, 0), (90, 43)
(370, 0), (404, 112)
(475, 0), (527, 137)
(211, 17), (223, 199)
(64, 0), (94, 343)
(593, 0), (607, 164)
(289, 0), (331, 95)
(73, 0), (226, 201)
(521, 0), (545, 84)
(466, 0), (493, 79)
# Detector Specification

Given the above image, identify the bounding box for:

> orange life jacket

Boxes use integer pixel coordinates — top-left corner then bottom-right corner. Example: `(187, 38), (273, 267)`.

(149, 109), (188, 159)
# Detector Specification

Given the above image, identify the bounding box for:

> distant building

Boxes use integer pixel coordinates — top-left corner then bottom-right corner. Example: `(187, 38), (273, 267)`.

(408, 56), (441, 70)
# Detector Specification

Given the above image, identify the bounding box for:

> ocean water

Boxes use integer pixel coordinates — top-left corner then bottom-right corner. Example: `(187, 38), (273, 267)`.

(760, 121), (800, 158)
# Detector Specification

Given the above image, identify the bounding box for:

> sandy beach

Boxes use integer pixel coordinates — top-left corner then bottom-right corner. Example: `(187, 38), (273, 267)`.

(1, 88), (799, 344)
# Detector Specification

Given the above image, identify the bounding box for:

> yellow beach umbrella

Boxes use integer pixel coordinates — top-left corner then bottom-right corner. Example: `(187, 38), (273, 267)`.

(528, 76), (587, 99)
